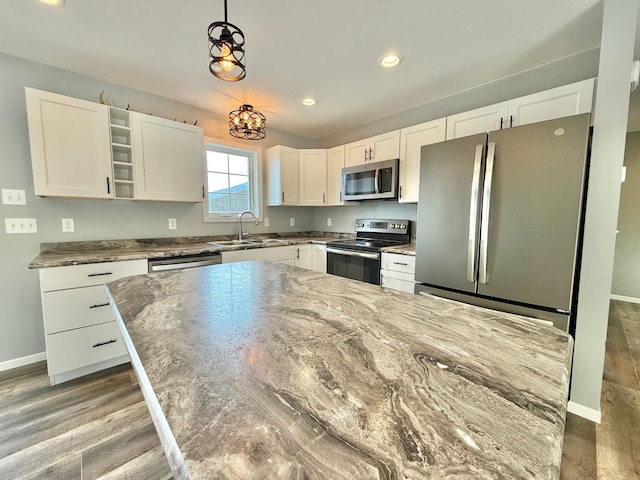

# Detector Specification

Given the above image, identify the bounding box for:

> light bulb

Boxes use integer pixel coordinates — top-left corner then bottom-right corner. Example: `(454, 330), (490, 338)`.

(219, 43), (234, 72)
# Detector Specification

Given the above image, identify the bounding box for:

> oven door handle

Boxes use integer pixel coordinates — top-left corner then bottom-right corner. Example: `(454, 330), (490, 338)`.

(326, 248), (380, 260)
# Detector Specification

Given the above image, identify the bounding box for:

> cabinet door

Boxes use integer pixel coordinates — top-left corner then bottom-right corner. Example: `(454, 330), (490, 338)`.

(399, 118), (446, 203)
(131, 112), (204, 202)
(221, 246), (295, 263)
(507, 78), (594, 128)
(344, 139), (369, 167)
(266, 146), (299, 205)
(294, 245), (313, 270)
(299, 149), (327, 206)
(369, 130), (400, 162)
(25, 87), (113, 199)
(311, 245), (327, 273)
(446, 102), (508, 140)
(326, 146), (345, 205)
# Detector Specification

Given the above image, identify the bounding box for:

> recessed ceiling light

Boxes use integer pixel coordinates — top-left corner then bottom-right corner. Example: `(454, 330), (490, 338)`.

(301, 97), (318, 106)
(39, 0), (65, 5)
(379, 53), (403, 68)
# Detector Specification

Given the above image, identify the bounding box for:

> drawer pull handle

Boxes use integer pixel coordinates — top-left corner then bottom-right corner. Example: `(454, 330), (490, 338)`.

(89, 303), (110, 309)
(393, 262), (409, 266)
(93, 339), (117, 348)
(87, 272), (113, 277)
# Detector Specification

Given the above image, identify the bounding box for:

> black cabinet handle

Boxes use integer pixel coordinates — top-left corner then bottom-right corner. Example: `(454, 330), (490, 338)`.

(87, 272), (113, 277)
(106, 177), (111, 194)
(509, 115), (513, 128)
(93, 339), (116, 348)
(89, 303), (110, 309)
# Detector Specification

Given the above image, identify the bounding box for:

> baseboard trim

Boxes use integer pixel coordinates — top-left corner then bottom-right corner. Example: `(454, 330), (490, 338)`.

(0, 352), (47, 372)
(567, 400), (601, 423)
(610, 294), (640, 304)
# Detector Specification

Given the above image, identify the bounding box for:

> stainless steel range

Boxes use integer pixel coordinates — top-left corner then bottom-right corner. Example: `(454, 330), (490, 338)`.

(326, 219), (411, 285)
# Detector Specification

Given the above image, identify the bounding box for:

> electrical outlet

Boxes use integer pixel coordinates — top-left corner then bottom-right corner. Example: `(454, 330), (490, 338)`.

(263, 217), (270, 227)
(327, 217), (332, 227)
(168, 218), (177, 230)
(62, 218), (75, 233)
(2, 189), (27, 205)
(5, 218), (38, 234)
(289, 217), (295, 227)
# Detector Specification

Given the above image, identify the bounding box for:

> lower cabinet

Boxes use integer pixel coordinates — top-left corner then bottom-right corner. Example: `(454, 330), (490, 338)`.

(38, 259), (148, 385)
(380, 253), (416, 294)
(294, 244), (327, 272)
(221, 246), (295, 265)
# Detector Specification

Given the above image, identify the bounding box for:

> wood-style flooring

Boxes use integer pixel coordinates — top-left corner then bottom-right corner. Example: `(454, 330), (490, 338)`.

(0, 300), (637, 479)
(561, 300), (640, 480)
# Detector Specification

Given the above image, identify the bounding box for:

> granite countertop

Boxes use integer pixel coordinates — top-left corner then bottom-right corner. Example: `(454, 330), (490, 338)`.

(28, 233), (350, 269)
(381, 243), (416, 256)
(106, 261), (572, 480)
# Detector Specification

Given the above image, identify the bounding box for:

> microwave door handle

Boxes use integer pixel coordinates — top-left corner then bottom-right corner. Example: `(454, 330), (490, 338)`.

(374, 169), (380, 193)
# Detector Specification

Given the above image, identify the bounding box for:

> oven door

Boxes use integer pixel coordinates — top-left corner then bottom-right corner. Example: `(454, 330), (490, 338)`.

(326, 248), (381, 285)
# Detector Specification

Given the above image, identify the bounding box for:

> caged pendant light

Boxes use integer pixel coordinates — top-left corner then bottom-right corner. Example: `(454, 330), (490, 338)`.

(208, 0), (246, 82)
(229, 104), (266, 140)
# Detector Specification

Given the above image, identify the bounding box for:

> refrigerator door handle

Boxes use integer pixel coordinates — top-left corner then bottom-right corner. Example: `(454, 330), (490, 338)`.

(479, 141), (496, 284)
(467, 144), (484, 282)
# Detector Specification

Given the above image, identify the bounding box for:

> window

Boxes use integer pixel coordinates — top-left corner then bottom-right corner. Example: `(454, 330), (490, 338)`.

(203, 139), (261, 222)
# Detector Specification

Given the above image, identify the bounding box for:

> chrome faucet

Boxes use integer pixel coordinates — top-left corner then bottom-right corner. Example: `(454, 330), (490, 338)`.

(238, 210), (259, 241)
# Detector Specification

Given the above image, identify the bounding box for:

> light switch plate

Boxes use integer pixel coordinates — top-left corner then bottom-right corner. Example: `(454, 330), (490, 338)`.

(327, 217), (332, 227)
(2, 189), (27, 205)
(263, 217), (270, 227)
(168, 218), (177, 230)
(289, 217), (295, 227)
(5, 218), (37, 234)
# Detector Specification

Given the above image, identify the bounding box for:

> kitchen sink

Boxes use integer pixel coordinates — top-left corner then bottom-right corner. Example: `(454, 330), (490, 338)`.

(207, 240), (260, 246)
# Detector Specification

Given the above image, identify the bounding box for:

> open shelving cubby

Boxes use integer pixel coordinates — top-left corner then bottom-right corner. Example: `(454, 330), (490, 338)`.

(108, 107), (135, 199)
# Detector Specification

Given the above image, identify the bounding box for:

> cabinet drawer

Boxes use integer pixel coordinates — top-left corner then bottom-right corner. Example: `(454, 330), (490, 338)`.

(381, 275), (416, 294)
(46, 322), (127, 376)
(39, 259), (147, 291)
(221, 246), (295, 263)
(381, 253), (415, 274)
(42, 285), (114, 334)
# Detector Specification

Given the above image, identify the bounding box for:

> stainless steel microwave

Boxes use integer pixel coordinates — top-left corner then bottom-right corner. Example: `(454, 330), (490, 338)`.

(341, 159), (399, 201)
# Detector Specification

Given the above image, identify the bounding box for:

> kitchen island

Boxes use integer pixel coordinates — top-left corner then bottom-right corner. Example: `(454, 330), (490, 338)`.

(106, 261), (572, 480)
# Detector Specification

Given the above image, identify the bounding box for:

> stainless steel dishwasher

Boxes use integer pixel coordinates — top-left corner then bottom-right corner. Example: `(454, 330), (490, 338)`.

(147, 253), (222, 273)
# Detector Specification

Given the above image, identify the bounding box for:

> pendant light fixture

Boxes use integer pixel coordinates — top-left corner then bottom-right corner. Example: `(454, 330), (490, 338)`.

(229, 104), (266, 140)
(208, 0), (246, 82)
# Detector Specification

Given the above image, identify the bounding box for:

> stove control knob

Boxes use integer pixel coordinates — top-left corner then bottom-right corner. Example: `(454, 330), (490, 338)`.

(400, 224), (406, 229)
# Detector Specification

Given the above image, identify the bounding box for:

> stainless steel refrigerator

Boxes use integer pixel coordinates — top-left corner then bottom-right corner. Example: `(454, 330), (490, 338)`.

(414, 114), (590, 331)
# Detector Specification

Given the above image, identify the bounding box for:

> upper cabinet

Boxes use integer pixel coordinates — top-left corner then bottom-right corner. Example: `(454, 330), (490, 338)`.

(25, 87), (113, 199)
(266, 145), (299, 206)
(326, 145), (346, 206)
(298, 149), (327, 206)
(398, 118), (447, 203)
(25, 87), (205, 202)
(446, 78), (595, 140)
(344, 130), (400, 166)
(130, 112), (204, 202)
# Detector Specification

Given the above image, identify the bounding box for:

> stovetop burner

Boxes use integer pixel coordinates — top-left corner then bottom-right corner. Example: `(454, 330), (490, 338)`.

(326, 219), (411, 252)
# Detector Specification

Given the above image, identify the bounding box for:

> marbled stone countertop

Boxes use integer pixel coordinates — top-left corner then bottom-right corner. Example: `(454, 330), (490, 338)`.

(107, 261), (572, 480)
(28, 232), (350, 269)
(381, 243), (416, 256)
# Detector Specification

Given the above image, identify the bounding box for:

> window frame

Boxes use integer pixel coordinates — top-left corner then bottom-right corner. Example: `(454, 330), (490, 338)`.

(202, 137), (263, 223)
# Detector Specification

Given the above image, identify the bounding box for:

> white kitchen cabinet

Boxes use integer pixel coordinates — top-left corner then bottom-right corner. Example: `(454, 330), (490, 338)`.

(266, 145), (299, 206)
(38, 259), (148, 385)
(311, 244), (327, 273)
(380, 253), (416, 294)
(221, 245), (295, 265)
(294, 245), (313, 269)
(398, 118), (447, 203)
(25, 87), (113, 199)
(507, 78), (594, 127)
(327, 145), (346, 206)
(344, 130), (400, 166)
(446, 79), (595, 140)
(131, 112), (204, 202)
(299, 149), (327, 206)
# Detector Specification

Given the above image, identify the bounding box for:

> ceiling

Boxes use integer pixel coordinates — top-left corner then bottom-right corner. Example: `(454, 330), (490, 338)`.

(0, 0), (632, 140)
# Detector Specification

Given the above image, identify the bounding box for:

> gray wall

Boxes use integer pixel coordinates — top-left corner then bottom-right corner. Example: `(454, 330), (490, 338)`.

(612, 131), (640, 299)
(0, 53), (316, 363)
